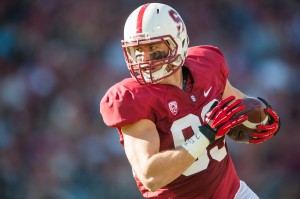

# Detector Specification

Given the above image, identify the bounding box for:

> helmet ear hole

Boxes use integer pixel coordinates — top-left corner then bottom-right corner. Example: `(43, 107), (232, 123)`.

(182, 39), (185, 48)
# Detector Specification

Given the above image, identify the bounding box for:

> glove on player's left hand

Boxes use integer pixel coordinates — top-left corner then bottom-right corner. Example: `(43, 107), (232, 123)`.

(249, 97), (281, 144)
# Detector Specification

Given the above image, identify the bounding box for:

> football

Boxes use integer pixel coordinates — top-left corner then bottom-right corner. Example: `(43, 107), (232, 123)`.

(227, 97), (269, 143)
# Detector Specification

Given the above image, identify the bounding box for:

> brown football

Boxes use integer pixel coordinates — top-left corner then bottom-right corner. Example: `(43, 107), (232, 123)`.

(227, 97), (269, 143)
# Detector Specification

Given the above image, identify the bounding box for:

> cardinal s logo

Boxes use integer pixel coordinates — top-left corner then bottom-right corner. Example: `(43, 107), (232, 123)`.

(169, 9), (185, 34)
(168, 101), (178, 115)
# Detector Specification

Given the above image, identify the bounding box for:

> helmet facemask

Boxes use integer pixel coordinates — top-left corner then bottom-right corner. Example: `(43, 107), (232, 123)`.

(122, 35), (183, 84)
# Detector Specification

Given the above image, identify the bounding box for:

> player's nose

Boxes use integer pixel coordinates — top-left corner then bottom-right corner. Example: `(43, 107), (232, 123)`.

(140, 48), (151, 62)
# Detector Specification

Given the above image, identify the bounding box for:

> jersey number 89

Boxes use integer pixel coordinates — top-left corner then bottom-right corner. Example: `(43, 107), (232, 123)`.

(170, 100), (227, 176)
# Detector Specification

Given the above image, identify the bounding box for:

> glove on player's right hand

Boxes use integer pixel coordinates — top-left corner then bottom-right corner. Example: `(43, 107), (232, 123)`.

(200, 96), (248, 142)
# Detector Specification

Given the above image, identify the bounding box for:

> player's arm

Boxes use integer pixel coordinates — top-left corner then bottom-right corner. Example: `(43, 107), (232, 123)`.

(121, 119), (195, 192)
(222, 79), (247, 99)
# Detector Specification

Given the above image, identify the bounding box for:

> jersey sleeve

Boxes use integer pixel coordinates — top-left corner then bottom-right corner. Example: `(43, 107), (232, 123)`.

(100, 84), (155, 128)
(186, 45), (230, 93)
(200, 45), (229, 84)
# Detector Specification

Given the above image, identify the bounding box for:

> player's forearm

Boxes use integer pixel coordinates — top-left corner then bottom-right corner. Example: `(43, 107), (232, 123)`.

(137, 129), (210, 191)
(223, 80), (248, 99)
(139, 147), (195, 191)
(232, 87), (247, 99)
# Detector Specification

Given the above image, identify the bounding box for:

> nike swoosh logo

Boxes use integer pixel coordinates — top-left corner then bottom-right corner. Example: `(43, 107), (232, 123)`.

(204, 86), (212, 97)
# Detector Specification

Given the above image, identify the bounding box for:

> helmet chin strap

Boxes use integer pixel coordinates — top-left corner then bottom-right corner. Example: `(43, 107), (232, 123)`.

(142, 63), (169, 83)
(181, 66), (188, 91)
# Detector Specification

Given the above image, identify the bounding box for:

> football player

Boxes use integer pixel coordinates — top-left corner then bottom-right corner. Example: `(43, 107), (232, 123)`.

(100, 3), (280, 198)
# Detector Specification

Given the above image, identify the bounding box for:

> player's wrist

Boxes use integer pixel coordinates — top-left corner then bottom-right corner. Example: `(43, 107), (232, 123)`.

(199, 125), (216, 143)
(181, 128), (211, 159)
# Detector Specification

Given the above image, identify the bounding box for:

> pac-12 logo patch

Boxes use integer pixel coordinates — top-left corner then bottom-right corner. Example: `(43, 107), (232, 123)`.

(168, 101), (178, 115)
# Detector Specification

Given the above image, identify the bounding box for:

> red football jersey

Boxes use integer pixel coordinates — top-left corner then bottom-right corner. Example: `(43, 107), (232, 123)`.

(100, 45), (240, 199)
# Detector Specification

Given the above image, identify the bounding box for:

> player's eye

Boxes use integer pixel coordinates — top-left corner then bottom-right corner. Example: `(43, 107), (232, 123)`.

(149, 45), (157, 51)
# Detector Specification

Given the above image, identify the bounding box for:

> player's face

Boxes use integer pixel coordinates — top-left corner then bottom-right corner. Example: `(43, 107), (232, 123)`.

(134, 42), (169, 72)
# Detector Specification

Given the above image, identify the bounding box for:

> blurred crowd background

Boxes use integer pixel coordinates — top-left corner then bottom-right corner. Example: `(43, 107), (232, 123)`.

(0, 0), (299, 198)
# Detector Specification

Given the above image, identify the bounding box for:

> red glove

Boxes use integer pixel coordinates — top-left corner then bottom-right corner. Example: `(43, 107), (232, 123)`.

(199, 96), (248, 142)
(249, 97), (281, 144)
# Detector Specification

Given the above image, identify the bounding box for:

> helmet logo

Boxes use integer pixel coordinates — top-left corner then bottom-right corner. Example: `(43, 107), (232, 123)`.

(169, 10), (185, 33)
(168, 101), (178, 115)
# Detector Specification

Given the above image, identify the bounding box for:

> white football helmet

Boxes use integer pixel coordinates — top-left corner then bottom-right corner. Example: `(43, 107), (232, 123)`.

(122, 3), (189, 84)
